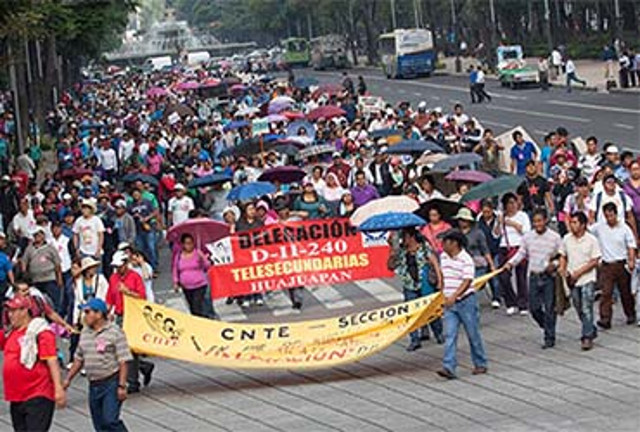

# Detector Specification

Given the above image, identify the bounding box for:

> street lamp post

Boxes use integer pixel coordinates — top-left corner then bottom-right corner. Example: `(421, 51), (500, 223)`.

(614, 0), (623, 43)
(451, 0), (461, 72)
(390, 0), (397, 30)
(488, 0), (496, 70)
(543, 0), (553, 53)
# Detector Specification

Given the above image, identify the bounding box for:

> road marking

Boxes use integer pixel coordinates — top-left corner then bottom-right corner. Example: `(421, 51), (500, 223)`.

(534, 129), (548, 135)
(449, 98), (463, 104)
(614, 123), (635, 130)
(398, 88), (407, 94)
(482, 120), (512, 129)
(430, 95), (441, 100)
(353, 280), (403, 302)
(308, 285), (354, 309)
(413, 91), (422, 96)
(546, 99), (640, 115)
(485, 104), (590, 123)
(212, 298), (248, 322)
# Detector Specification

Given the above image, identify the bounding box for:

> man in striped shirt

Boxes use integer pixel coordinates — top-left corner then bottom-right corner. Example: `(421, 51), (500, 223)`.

(437, 230), (488, 379)
(505, 208), (562, 349)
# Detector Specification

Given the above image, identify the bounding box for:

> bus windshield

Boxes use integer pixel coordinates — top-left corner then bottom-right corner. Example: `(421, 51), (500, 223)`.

(397, 31), (433, 54)
(379, 37), (396, 56)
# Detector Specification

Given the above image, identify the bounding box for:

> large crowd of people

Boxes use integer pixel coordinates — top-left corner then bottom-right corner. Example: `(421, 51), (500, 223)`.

(0, 59), (638, 431)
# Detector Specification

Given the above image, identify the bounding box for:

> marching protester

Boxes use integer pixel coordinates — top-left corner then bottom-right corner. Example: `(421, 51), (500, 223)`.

(1, 295), (66, 432)
(559, 212), (602, 350)
(173, 233), (212, 315)
(504, 209), (562, 348)
(21, 226), (64, 312)
(437, 230), (487, 379)
(64, 298), (131, 432)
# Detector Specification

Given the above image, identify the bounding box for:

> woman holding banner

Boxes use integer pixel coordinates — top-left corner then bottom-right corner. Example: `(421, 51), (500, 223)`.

(388, 228), (444, 351)
(235, 203), (265, 307)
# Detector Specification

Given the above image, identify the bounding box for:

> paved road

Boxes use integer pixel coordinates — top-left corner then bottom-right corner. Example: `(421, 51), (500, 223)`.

(304, 68), (640, 149)
(1, 244), (638, 431)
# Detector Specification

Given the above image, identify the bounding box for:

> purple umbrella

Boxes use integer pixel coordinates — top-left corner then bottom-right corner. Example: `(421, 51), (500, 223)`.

(176, 81), (200, 91)
(258, 166), (306, 184)
(445, 170), (494, 183)
(147, 87), (168, 98)
(265, 114), (288, 123)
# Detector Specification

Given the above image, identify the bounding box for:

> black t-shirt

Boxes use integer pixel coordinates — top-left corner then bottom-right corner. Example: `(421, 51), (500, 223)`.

(518, 175), (549, 211)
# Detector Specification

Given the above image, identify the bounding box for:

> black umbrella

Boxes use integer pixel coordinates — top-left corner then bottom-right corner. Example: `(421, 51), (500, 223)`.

(414, 198), (464, 223)
(385, 139), (443, 155)
(122, 173), (159, 187)
(433, 153), (482, 171)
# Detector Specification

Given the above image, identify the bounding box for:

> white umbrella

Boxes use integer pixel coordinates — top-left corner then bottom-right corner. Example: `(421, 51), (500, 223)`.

(350, 196), (420, 227)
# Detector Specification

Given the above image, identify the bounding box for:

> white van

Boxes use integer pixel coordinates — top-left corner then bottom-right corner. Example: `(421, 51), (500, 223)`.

(186, 51), (211, 65)
(145, 56), (172, 71)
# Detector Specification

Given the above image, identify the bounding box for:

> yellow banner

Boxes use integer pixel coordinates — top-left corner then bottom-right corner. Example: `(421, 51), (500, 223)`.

(123, 292), (443, 370)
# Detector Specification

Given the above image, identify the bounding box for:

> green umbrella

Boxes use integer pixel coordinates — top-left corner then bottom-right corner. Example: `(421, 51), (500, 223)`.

(460, 175), (524, 203)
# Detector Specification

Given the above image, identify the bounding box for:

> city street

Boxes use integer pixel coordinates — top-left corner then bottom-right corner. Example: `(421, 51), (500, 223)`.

(1, 244), (638, 432)
(305, 68), (640, 149)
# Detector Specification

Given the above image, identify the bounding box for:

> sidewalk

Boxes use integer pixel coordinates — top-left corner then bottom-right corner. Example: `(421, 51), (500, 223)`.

(439, 56), (640, 94)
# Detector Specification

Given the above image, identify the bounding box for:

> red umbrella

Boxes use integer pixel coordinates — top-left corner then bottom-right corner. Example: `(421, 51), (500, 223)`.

(230, 83), (247, 92)
(311, 83), (344, 98)
(200, 78), (221, 88)
(281, 111), (305, 120)
(166, 218), (230, 252)
(258, 166), (306, 184)
(307, 106), (346, 121)
(176, 81), (200, 91)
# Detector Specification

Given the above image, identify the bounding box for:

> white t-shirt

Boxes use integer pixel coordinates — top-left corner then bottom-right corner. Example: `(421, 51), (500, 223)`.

(119, 139), (135, 162)
(50, 233), (72, 273)
(565, 60), (576, 74)
(100, 148), (118, 171)
(168, 196), (195, 226)
(591, 221), (636, 262)
(589, 190), (632, 224)
(72, 215), (105, 256)
(560, 232), (601, 286)
(499, 211), (531, 248)
(12, 210), (36, 239)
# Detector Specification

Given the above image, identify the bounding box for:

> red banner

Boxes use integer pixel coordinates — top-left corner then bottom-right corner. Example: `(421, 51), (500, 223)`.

(207, 218), (393, 298)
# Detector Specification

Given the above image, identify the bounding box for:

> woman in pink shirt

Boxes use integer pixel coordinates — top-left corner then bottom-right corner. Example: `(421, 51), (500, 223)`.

(172, 233), (210, 317)
(420, 207), (452, 255)
(145, 146), (164, 176)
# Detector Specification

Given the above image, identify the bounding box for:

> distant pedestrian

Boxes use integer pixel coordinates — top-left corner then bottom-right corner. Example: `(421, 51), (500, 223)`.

(64, 298), (130, 432)
(475, 67), (491, 102)
(565, 58), (587, 92)
(550, 48), (562, 79)
(357, 75), (367, 96)
(468, 65), (479, 103)
(538, 56), (550, 91)
(559, 212), (601, 350)
(1, 295), (66, 432)
(436, 230), (488, 380)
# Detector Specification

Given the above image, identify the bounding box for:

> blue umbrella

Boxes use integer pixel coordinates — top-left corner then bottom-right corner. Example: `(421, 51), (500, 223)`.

(223, 120), (250, 132)
(358, 212), (427, 232)
(287, 120), (316, 138)
(370, 128), (402, 139)
(227, 181), (276, 201)
(433, 153), (482, 171)
(264, 134), (285, 143)
(384, 139), (443, 155)
(295, 77), (319, 88)
(188, 173), (233, 189)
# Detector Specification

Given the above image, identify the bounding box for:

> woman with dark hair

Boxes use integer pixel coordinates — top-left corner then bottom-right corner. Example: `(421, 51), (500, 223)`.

(388, 228), (444, 351)
(420, 207), (452, 255)
(293, 181), (330, 219)
(494, 192), (531, 315)
(172, 233), (211, 317)
(338, 191), (356, 217)
(235, 202), (265, 307)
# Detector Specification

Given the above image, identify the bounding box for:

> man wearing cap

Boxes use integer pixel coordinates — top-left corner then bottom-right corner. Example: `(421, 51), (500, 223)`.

(21, 226), (64, 312)
(168, 184), (194, 227)
(437, 229), (487, 379)
(327, 152), (351, 188)
(114, 200), (137, 246)
(106, 251), (153, 393)
(1, 296), (66, 432)
(73, 199), (105, 260)
(64, 298), (131, 432)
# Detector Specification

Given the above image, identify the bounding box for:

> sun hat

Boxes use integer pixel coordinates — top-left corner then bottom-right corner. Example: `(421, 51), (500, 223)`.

(80, 257), (101, 273)
(453, 207), (475, 222)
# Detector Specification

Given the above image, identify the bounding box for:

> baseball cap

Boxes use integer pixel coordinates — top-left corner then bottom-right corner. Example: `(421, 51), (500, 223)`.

(110, 251), (128, 267)
(332, 151), (342, 159)
(30, 226), (46, 237)
(605, 145), (619, 154)
(115, 199), (127, 209)
(174, 183), (186, 191)
(80, 298), (108, 314)
(4, 296), (32, 310)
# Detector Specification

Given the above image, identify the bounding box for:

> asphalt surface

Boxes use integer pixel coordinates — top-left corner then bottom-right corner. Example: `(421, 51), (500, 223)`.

(303, 67), (640, 149)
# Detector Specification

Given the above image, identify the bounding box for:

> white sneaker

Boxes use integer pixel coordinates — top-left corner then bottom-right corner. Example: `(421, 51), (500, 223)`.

(255, 298), (264, 306)
(66, 362), (74, 370)
(519, 310), (529, 316)
(637, 321), (640, 327)
(491, 300), (500, 309)
(238, 300), (248, 308)
(506, 307), (518, 316)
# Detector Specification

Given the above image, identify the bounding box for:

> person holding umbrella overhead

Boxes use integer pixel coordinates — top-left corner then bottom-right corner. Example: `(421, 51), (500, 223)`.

(388, 227), (444, 351)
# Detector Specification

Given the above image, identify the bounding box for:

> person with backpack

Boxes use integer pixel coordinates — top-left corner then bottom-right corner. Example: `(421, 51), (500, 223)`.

(589, 174), (637, 238)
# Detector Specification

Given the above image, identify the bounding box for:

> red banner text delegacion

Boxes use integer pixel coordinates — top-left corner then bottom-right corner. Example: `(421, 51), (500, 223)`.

(207, 218), (392, 298)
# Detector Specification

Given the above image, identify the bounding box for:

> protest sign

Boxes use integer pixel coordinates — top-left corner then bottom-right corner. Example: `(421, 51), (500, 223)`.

(207, 218), (393, 298)
(123, 292), (443, 370)
(252, 118), (270, 137)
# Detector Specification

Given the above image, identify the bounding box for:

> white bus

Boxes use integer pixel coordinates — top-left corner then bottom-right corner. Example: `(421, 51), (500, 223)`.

(378, 28), (435, 79)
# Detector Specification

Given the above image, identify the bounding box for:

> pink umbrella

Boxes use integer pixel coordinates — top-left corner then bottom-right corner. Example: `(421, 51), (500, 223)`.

(146, 87), (168, 98)
(281, 111), (305, 120)
(445, 170), (494, 183)
(311, 84), (343, 98)
(176, 81), (200, 91)
(200, 78), (221, 88)
(230, 84), (247, 92)
(166, 218), (230, 252)
(265, 114), (288, 123)
(307, 105), (346, 121)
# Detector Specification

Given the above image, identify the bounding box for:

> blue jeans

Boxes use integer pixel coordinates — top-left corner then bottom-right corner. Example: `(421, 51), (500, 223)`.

(404, 289), (422, 344)
(136, 230), (158, 270)
(529, 273), (557, 344)
(442, 293), (487, 374)
(571, 282), (596, 340)
(89, 375), (127, 431)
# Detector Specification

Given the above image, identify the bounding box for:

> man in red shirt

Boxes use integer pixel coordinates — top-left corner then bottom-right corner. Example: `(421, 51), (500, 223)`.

(106, 251), (153, 393)
(1, 296), (66, 431)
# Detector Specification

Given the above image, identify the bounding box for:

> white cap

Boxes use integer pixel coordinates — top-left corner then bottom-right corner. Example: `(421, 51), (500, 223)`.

(332, 151), (342, 158)
(100, 180), (110, 188)
(606, 145), (619, 154)
(62, 193), (72, 200)
(117, 242), (131, 251)
(30, 226), (46, 236)
(418, 101), (427, 110)
(110, 251), (128, 267)
(0, 231), (6, 239)
(174, 183), (186, 191)
(115, 199), (127, 208)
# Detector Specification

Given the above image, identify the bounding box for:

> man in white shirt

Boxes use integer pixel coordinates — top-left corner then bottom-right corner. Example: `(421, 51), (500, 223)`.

(475, 67), (492, 102)
(550, 48), (562, 79)
(589, 174), (637, 238)
(98, 139), (118, 183)
(565, 58), (587, 92)
(437, 230), (487, 380)
(578, 136), (602, 181)
(118, 132), (135, 166)
(11, 198), (36, 246)
(72, 199), (105, 259)
(559, 212), (601, 350)
(167, 184), (194, 227)
(591, 202), (637, 330)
